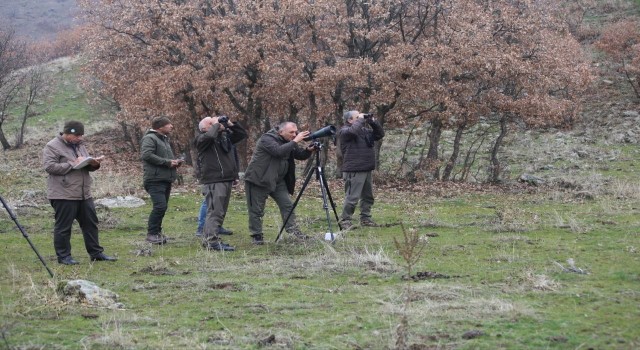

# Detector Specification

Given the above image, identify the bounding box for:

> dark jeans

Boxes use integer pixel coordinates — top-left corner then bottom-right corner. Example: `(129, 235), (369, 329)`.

(50, 199), (103, 259)
(144, 181), (172, 235)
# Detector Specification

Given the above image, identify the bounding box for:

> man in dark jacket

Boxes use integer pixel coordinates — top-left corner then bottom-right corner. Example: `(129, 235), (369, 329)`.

(338, 110), (385, 229)
(140, 116), (183, 244)
(43, 120), (116, 265)
(195, 115), (247, 251)
(244, 122), (314, 244)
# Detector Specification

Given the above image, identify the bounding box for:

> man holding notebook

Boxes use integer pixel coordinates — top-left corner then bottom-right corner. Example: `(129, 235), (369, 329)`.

(42, 120), (115, 265)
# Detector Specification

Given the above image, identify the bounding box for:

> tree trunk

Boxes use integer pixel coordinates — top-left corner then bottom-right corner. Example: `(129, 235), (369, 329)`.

(488, 116), (508, 183)
(0, 123), (11, 150)
(425, 119), (442, 180)
(16, 103), (32, 148)
(119, 121), (137, 152)
(442, 121), (466, 181)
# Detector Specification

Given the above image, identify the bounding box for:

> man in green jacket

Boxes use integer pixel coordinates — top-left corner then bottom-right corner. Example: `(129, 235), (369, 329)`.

(244, 121), (315, 244)
(140, 116), (183, 244)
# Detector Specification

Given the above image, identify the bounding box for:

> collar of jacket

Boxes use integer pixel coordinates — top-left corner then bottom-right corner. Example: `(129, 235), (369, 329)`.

(266, 128), (287, 143)
(149, 129), (169, 140)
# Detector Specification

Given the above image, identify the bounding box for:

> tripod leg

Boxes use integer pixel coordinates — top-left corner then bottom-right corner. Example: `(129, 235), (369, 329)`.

(320, 170), (342, 231)
(0, 195), (54, 278)
(275, 165), (315, 242)
(317, 166), (334, 237)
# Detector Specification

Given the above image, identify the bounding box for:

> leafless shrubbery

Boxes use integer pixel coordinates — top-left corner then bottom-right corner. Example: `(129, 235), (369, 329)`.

(392, 224), (429, 350)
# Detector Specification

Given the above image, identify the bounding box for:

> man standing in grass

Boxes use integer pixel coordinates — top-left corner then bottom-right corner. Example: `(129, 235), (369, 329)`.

(195, 115), (247, 251)
(140, 116), (183, 245)
(338, 110), (385, 229)
(244, 121), (315, 244)
(43, 120), (116, 265)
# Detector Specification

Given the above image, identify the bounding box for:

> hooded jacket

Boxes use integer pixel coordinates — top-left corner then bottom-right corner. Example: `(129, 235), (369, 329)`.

(140, 130), (177, 183)
(43, 135), (99, 200)
(339, 118), (385, 172)
(244, 129), (312, 195)
(195, 122), (247, 184)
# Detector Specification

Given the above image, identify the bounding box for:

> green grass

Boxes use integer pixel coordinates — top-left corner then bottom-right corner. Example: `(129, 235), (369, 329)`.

(1, 3), (640, 346)
(2, 57), (112, 144)
(1, 187), (639, 349)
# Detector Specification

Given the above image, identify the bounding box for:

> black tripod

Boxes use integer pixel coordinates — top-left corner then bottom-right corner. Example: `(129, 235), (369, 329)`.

(0, 195), (54, 278)
(276, 142), (342, 242)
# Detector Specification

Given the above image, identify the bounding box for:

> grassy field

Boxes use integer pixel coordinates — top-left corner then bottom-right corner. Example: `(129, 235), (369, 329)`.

(1, 3), (640, 346)
(1, 173), (639, 349)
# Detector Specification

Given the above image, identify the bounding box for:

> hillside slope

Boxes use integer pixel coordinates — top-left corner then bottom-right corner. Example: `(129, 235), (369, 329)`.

(0, 0), (78, 40)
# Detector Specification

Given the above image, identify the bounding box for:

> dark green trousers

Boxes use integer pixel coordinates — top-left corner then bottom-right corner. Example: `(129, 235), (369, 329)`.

(245, 180), (299, 237)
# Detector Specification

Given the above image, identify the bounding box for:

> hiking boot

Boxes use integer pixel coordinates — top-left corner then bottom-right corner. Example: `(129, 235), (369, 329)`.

(251, 234), (265, 245)
(218, 226), (234, 235)
(339, 220), (353, 230)
(146, 234), (167, 245)
(360, 219), (379, 227)
(205, 241), (235, 251)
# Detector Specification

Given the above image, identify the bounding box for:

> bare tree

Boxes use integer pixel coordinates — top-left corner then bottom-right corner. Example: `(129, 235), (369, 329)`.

(15, 65), (49, 148)
(0, 28), (27, 150)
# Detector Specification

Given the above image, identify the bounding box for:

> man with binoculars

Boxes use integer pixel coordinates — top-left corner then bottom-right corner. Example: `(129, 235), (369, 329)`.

(338, 110), (385, 229)
(244, 121), (316, 244)
(195, 115), (247, 251)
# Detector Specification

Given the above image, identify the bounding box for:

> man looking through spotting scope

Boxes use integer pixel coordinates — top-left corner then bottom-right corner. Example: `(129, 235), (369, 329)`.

(195, 115), (247, 251)
(338, 111), (385, 229)
(244, 122), (316, 245)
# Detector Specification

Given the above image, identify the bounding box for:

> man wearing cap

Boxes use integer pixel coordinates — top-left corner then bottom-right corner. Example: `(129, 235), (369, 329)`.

(43, 120), (116, 265)
(140, 116), (183, 244)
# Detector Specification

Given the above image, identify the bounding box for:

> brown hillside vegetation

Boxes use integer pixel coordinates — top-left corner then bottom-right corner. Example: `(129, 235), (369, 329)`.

(77, 0), (596, 185)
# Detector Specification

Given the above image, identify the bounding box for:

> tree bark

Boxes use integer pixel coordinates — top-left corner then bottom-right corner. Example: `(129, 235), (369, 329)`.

(488, 116), (508, 183)
(425, 119), (442, 180)
(0, 125), (11, 150)
(442, 121), (466, 181)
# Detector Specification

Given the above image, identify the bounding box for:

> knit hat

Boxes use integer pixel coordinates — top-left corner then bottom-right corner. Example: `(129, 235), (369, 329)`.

(151, 116), (172, 130)
(63, 121), (84, 135)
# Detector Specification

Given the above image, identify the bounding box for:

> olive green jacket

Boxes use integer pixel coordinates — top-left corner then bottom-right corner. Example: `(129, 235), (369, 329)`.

(140, 130), (176, 183)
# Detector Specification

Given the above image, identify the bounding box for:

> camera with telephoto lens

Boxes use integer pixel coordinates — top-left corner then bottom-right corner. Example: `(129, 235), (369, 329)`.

(363, 113), (374, 119)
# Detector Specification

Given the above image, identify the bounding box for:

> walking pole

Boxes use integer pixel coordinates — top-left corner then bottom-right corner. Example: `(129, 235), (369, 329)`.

(0, 195), (54, 278)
